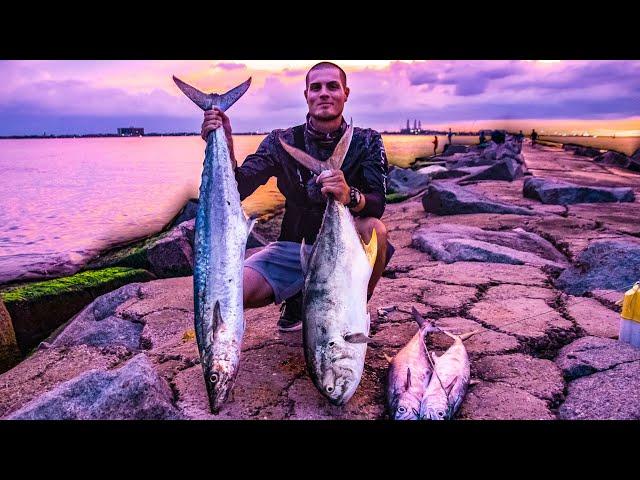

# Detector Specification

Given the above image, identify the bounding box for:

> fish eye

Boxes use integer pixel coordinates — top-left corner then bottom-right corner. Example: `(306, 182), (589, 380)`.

(326, 386), (334, 393)
(438, 411), (445, 417)
(210, 374), (219, 384)
(397, 406), (407, 414)
(328, 341), (335, 347)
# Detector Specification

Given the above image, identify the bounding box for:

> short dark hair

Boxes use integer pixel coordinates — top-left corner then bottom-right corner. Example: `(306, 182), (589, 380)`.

(305, 62), (347, 89)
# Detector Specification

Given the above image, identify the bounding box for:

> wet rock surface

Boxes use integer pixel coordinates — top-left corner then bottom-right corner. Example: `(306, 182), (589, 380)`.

(422, 182), (535, 216)
(387, 167), (431, 196)
(555, 239), (640, 295)
(1, 141), (639, 420)
(412, 223), (568, 268)
(7, 354), (182, 420)
(523, 177), (635, 205)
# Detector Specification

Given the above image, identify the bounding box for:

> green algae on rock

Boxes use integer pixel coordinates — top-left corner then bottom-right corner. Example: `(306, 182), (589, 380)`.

(1, 267), (156, 357)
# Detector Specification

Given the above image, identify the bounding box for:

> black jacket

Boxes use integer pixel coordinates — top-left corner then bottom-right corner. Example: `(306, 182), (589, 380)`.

(235, 123), (389, 244)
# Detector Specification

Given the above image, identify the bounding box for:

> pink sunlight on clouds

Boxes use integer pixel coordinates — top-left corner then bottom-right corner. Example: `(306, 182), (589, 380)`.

(0, 60), (638, 136)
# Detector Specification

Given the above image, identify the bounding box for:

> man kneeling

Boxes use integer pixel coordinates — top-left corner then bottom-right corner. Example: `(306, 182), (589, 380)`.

(201, 61), (394, 331)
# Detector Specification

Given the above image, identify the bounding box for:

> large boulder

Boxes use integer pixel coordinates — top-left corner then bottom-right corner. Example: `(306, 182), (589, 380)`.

(593, 151), (632, 169)
(421, 182), (535, 216)
(556, 337), (640, 420)
(387, 167), (431, 196)
(555, 239), (640, 295)
(0, 268), (156, 355)
(555, 336), (640, 380)
(146, 220), (195, 277)
(48, 284), (146, 351)
(87, 216), (269, 277)
(458, 158), (523, 183)
(558, 360), (640, 420)
(0, 301), (21, 373)
(6, 354), (182, 420)
(412, 224), (568, 268)
(169, 198), (199, 228)
(440, 144), (470, 156)
(523, 177), (635, 205)
(573, 146), (602, 158)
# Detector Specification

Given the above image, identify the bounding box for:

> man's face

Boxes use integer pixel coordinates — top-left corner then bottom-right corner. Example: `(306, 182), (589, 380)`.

(304, 67), (350, 122)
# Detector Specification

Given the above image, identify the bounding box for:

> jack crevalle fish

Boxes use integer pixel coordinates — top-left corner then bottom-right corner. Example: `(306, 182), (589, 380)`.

(279, 123), (377, 405)
(385, 307), (439, 420)
(419, 328), (481, 420)
(173, 75), (252, 413)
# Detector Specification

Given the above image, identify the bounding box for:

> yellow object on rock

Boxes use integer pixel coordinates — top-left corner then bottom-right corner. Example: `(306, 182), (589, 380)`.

(619, 282), (640, 347)
(621, 283), (640, 323)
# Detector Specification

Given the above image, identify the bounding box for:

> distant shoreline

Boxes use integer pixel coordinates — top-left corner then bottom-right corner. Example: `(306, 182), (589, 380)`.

(0, 132), (488, 140)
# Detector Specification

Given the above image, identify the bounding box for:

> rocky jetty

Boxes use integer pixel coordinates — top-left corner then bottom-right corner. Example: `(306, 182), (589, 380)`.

(523, 177), (635, 205)
(1, 139), (639, 419)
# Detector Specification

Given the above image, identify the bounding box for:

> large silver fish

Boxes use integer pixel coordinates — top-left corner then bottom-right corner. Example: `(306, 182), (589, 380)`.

(279, 124), (378, 405)
(419, 328), (480, 420)
(173, 75), (252, 413)
(385, 307), (439, 420)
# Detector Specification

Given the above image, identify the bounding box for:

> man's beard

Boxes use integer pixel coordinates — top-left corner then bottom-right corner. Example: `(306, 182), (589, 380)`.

(310, 110), (341, 122)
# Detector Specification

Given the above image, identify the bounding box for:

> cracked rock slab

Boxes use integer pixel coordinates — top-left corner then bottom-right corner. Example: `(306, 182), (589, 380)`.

(469, 297), (572, 341)
(458, 381), (555, 420)
(6, 354), (182, 420)
(429, 317), (520, 356)
(401, 261), (549, 287)
(558, 361), (640, 420)
(566, 297), (620, 339)
(555, 336), (640, 380)
(473, 354), (564, 404)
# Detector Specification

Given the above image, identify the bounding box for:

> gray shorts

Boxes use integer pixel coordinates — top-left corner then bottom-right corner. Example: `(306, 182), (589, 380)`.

(245, 239), (395, 305)
(245, 241), (312, 305)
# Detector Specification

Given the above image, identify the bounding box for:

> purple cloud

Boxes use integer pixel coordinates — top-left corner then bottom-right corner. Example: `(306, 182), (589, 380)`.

(215, 63), (247, 70)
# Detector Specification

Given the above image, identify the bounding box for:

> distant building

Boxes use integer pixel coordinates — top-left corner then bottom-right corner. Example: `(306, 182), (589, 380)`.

(118, 127), (144, 136)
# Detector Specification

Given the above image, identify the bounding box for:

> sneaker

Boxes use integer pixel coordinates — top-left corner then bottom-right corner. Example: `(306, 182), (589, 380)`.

(277, 292), (303, 332)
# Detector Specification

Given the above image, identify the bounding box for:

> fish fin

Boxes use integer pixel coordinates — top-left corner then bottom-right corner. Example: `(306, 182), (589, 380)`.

(328, 121), (354, 171)
(405, 368), (412, 391)
(439, 328), (460, 342)
(246, 215), (257, 236)
(213, 300), (224, 331)
(278, 136), (325, 175)
(459, 329), (483, 342)
(444, 376), (458, 397)
(172, 76), (251, 112)
(217, 78), (253, 112)
(383, 353), (394, 364)
(344, 332), (374, 344)
(361, 228), (378, 269)
(411, 306), (426, 328)
(300, 238), (313, 275)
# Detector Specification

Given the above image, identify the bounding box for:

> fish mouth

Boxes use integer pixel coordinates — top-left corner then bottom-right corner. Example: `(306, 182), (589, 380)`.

(203, 367), (233, 414)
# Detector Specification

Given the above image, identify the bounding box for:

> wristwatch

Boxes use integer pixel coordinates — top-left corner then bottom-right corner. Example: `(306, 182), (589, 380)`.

(347, 186), (362, 209)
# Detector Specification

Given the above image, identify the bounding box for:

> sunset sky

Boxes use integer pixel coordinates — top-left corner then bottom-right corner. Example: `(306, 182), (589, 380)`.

(1, 60), (639, 136)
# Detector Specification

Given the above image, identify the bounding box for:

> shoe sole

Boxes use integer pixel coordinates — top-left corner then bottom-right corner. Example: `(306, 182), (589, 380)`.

(278, 323), (303, 332)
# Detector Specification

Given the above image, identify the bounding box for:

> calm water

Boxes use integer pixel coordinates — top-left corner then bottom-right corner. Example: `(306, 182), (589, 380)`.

(539, 136), (640, 156)
(0, 134), (474, 283)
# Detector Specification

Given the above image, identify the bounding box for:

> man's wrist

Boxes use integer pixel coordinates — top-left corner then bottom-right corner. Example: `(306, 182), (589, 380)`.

(347, 187), (365, 212)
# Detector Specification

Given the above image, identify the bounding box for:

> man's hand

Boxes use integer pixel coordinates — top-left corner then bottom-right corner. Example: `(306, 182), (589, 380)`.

(201, 107), (232, 141)
(316, 169), (350, 205)
(201, 107), (237, 167)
